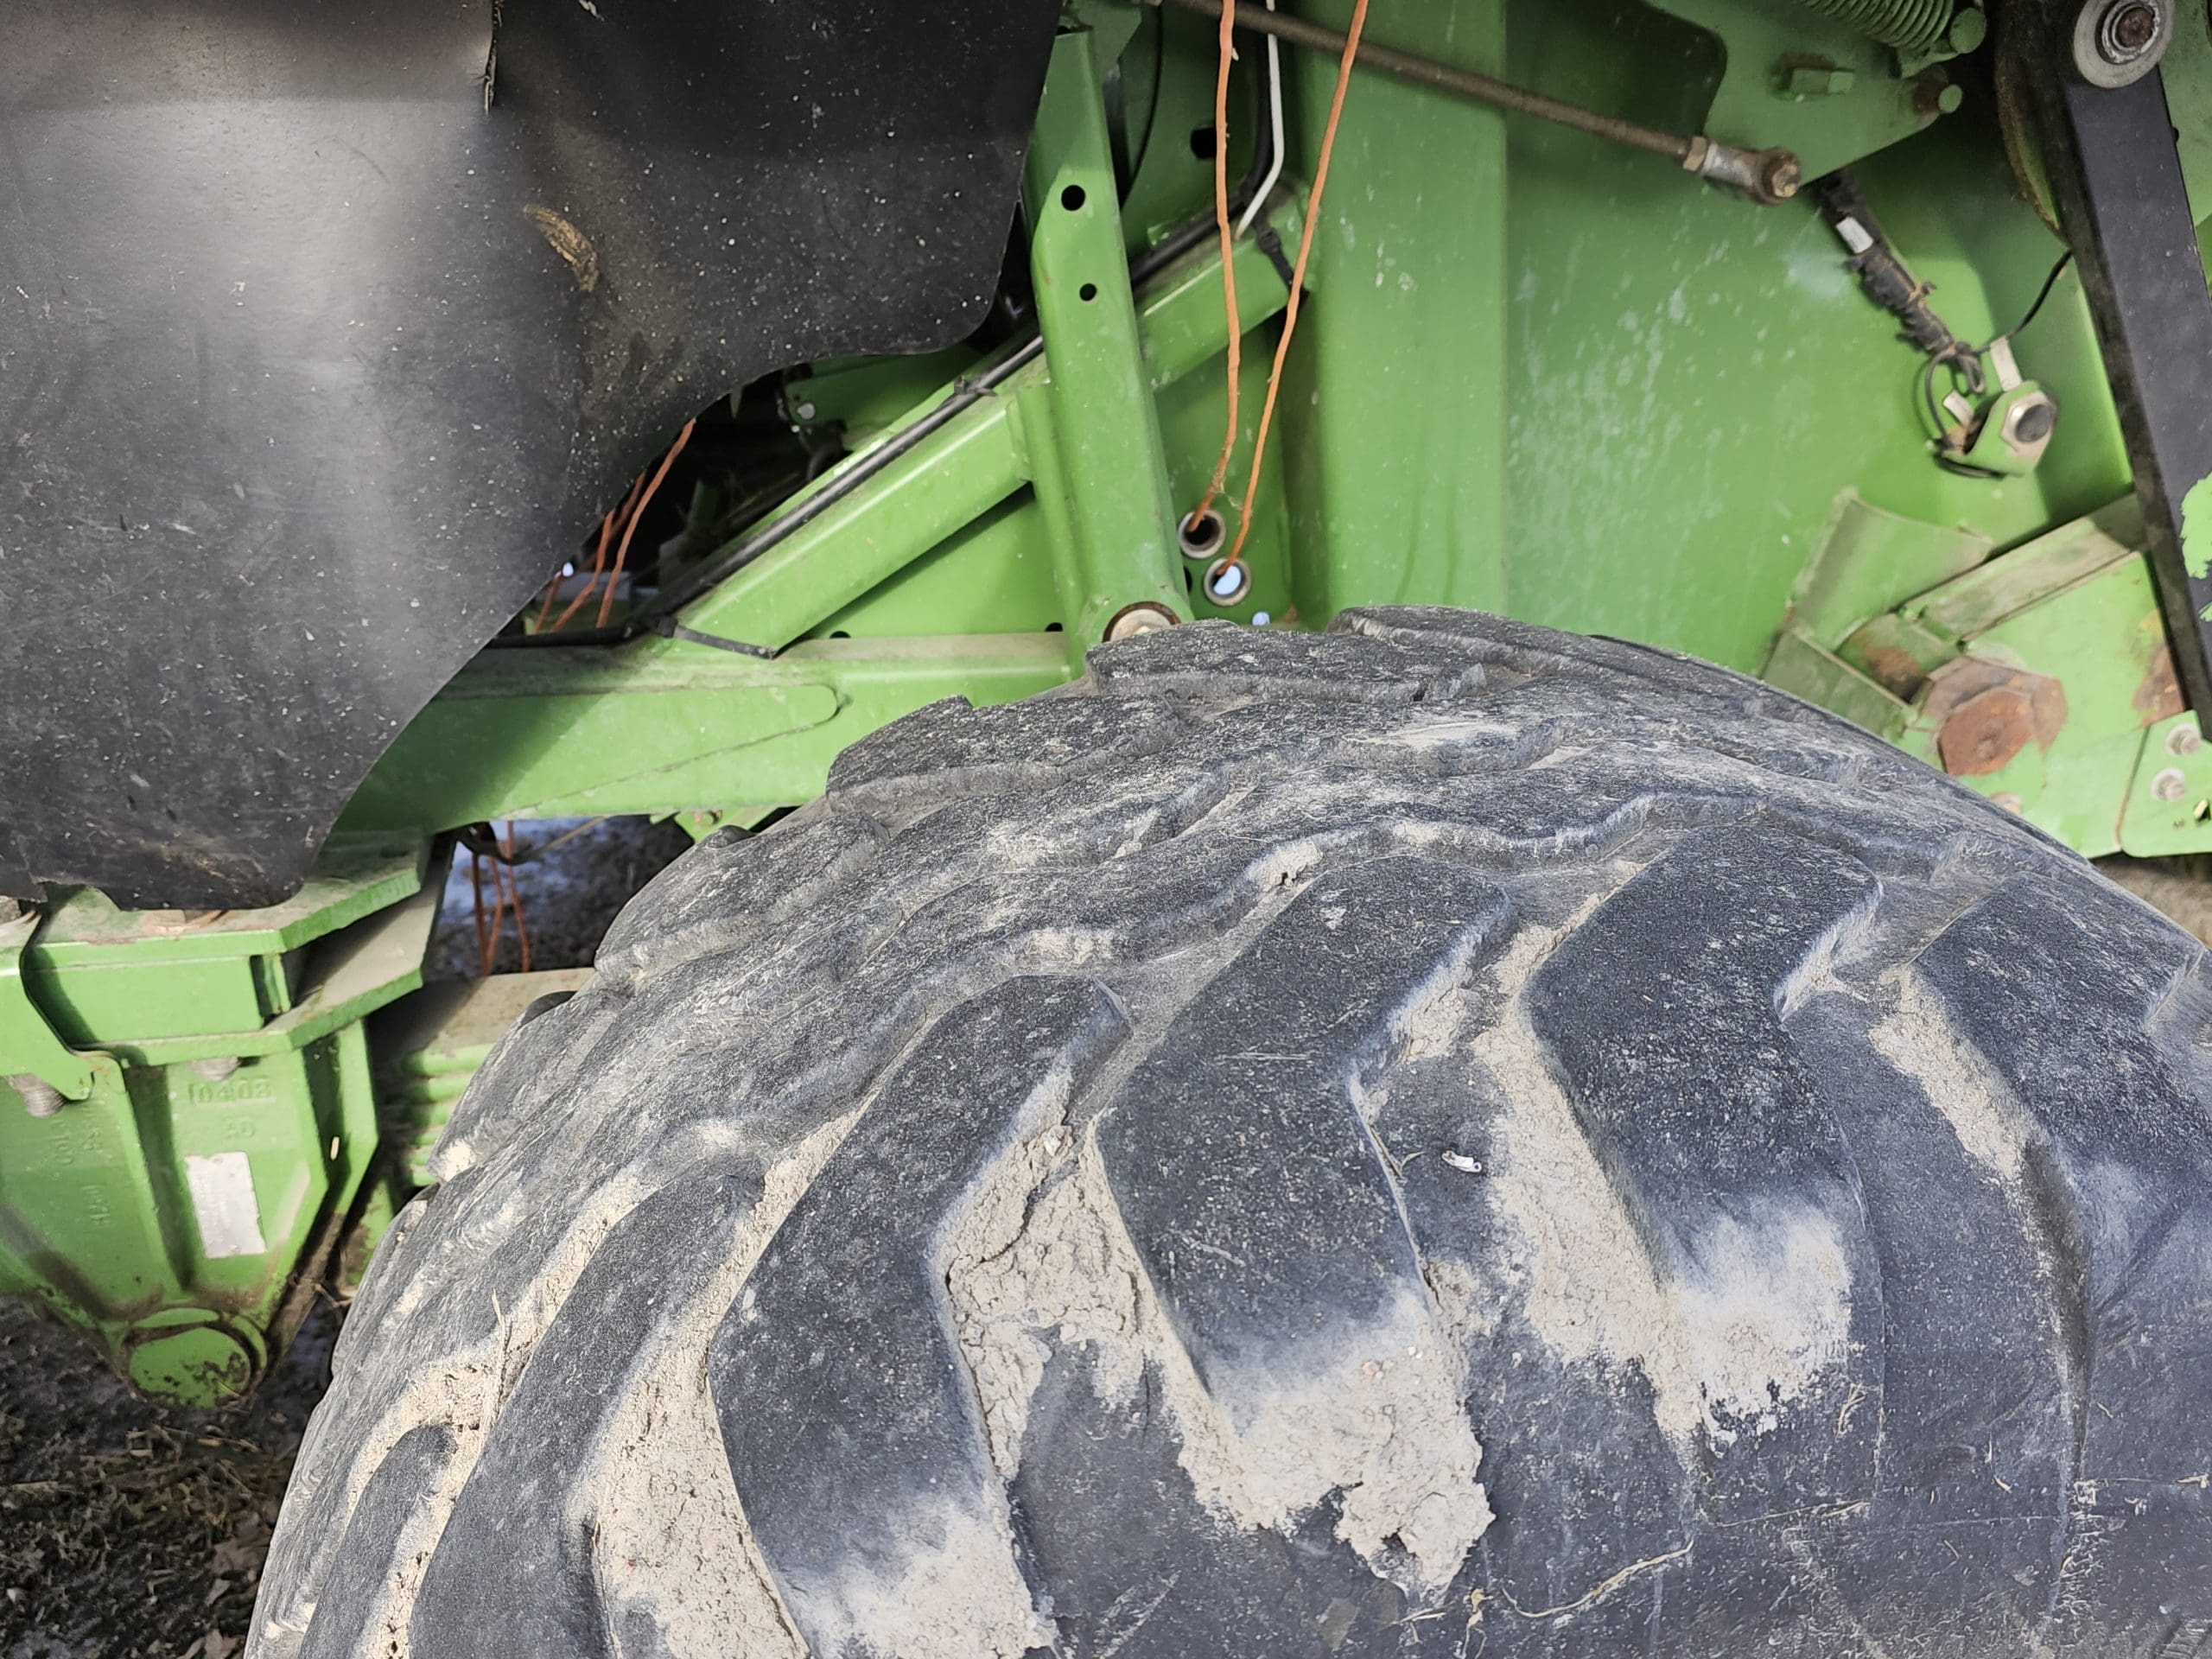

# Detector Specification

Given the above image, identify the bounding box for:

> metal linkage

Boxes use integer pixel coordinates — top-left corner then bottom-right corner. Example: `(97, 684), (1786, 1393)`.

(2023, 0), (2212, 714)
(1152, 0), (1802, 204)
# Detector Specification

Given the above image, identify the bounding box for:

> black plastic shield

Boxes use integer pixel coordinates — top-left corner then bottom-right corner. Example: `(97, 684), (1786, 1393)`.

(0, 0), (1054, 907)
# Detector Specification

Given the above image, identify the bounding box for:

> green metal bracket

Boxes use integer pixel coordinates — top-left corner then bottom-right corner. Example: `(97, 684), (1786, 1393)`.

(0, 842), (438, 1401)
(1021, 27), (1191, 654)
(0, 912), (105, 1107)
(1642, 0), (1976, 178)
(1766, 495), (2195, 855)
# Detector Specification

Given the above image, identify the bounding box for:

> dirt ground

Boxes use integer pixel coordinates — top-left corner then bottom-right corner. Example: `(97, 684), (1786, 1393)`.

(0, 1299), (333, 1659)
(1, 817), (692, 1657)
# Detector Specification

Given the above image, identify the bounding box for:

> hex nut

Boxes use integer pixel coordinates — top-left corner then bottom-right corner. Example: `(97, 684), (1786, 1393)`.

(2167, 722), (2203, 756)
(2152, 766), (2189, 802)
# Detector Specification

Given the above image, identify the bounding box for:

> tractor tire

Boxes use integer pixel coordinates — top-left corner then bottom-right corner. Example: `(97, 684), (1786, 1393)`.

(251, 609), (2212, 1659)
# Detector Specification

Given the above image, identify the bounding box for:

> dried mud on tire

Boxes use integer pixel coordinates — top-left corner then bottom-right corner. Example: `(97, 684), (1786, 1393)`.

(254, 610), (2212, 1658)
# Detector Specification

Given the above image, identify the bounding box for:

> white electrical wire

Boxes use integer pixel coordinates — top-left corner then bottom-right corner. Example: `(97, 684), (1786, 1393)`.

(1234, 0), (1285, 237)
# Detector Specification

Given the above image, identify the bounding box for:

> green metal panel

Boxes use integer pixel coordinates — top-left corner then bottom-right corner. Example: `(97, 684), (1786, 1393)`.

(1490, 0), (2129, 672)
(2119, 714), (2212, 854)
(1274, 0), (1510, 621)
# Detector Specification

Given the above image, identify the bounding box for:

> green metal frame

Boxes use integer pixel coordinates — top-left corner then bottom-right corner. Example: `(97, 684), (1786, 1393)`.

(0, 843), (436, 1397)
(11, 1), (2212, 1399)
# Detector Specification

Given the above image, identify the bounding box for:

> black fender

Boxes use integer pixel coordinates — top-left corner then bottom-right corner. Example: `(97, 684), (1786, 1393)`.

(0, 0), (1055, 907)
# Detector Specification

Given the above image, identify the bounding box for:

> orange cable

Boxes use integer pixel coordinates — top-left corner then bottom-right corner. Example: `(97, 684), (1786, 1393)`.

(551, 471), (646, 632)
(541, 505), (619, 631)
(1191, 0), (1243, 529)
(1224, 0), (1369, 571)
(597, 418), (698, 627)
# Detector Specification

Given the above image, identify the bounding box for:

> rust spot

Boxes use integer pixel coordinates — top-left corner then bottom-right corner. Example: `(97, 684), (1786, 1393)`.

(1926, 657), (2067, 777)
(1939, 686), (2037, 775)
(2135, 643), (2184, 724)
(525, 205), (599, 293)
(1855, 641), (1929, 701)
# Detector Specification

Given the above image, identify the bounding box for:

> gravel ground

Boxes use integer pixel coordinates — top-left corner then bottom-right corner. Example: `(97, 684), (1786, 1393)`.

(0, 817), (695, 1655)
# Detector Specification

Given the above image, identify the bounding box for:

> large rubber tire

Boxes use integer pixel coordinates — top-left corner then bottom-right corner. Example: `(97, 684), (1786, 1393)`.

(251, 610), (2212, 1659)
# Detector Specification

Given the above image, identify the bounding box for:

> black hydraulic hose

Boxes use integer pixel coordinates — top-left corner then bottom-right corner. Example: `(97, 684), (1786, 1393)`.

(488, 49), (1284, 653)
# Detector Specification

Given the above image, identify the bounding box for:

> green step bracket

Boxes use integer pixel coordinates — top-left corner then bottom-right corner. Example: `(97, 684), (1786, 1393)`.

(1765, 492), (2205, 855)
(0, 842), (442, 1400)
(371, 968), (594, 1188)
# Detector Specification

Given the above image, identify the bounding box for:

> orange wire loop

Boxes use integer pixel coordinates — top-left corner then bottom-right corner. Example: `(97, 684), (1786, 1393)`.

(598, 418), (698, 627)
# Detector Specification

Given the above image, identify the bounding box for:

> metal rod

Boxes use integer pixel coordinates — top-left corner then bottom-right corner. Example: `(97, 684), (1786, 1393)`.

(1155, 0), (1688, 161)
(1154, 0), (1801, 200)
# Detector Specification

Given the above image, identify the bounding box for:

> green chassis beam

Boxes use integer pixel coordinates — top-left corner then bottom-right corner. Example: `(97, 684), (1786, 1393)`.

(345, 635), (1071, 830)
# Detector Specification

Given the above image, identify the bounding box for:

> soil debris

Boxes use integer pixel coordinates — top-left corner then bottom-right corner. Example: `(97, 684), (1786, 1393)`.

(0, 1299), (336, 1658)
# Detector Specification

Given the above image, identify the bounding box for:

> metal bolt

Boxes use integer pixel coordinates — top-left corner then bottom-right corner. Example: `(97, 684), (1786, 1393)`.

(1999, 389), (2060, 466)
(2152, 766), (2189, 801)
(10, 1074), (63, 1118)
(2169, 722), (2204, 755)
(2075, 0), (2171, 85)
(1782, 61), (1855, 99)
(190, 1055), (241, 1083)
(1990, 792), (2025, 815)
(1104, 602), (1178, 642)
(1758, 151), (1802, 203)
(793, 401), (817, 422)
(2102, 0), (2160, 56)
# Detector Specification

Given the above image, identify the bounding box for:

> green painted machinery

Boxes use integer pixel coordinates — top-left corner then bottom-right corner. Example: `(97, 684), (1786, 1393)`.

(9, 0), (2212, 1399)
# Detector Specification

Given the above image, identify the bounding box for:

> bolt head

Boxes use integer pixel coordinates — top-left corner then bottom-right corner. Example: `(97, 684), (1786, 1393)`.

(2153, 765), (2189, 801)
(2167, 721), (2203, 755)
(2105, 0), (2159, 54)
(2076, 0), (2170, 82)
(1759, 151), (1802, 202)
(1104, 602), (1178, 642)
(1989, 792), (2026, 814)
